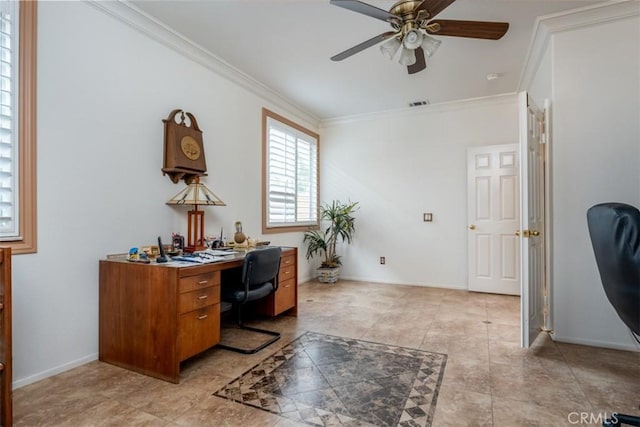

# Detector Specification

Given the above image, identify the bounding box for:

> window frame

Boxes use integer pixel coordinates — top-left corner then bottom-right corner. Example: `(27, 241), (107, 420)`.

(262, 108), (319, 234)
(3, 1), (36, 254)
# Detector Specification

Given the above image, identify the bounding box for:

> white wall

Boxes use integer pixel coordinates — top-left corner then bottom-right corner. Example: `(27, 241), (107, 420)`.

(548, 15), (640, 350)
(319, 96), (518, 288)
(12, 1), (317, 387)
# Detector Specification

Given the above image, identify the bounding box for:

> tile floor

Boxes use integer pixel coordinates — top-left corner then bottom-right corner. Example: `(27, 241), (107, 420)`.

(14, 280), (640, 426)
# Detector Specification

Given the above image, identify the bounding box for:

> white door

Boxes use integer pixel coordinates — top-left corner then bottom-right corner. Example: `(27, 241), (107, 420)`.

(467, 144), (520, 295)
(519, 91), (546, 348)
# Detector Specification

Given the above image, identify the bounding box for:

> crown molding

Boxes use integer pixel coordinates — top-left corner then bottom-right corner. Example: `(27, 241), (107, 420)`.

(86, 0), (321, 127)
(519, 0), (640, 91)
(320, 93), (517, 128)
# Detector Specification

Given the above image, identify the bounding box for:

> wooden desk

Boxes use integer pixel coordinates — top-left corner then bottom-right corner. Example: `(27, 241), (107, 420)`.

(99, 247), (297, 383)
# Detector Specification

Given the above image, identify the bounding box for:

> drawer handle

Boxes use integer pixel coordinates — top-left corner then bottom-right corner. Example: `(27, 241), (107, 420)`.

(198, 280), (209, 284)
(197, 295), (208, 300)
(285, 284), (291, 288)
(284, 270), (291, 275)
(197, 314), (208, 320)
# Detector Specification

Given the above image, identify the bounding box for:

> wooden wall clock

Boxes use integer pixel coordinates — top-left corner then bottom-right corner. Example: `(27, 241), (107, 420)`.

(162, 109), (207, 184)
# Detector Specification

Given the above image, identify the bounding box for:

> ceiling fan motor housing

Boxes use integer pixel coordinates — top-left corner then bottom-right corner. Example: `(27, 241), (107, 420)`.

(390, 0), (429, 19)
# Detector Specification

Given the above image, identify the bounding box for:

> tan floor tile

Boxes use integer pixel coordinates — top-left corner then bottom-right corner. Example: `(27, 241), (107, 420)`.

(361, 327), (404, 346)
(489, 336), (565, 368)
(578, 377), (640, 414)
(558, 342), (640, 386)
(439, 301), (487, 318)
(486, 306), (520, 326)
(437, 308), (488, 322)
(492, 396), (589, 426)
(123, 379), (212, 421)
(489, 362), (589, 413)
(442, 359), (491, 394)
(427, 318), (489, 338)
(57, 399), (166, 426)
(172, 396), (282, 427)
(485, 293), (520, 309)
(421, 334), (489, 363)
(431, 383), (493, 427)
(487, 322), (520, 343)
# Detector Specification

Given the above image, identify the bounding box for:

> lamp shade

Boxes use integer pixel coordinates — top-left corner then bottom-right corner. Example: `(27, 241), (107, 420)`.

(398, 46), (416, 66)
(421, 34), (442, 57)
(166, 178), (226, 207)
(380, 37), (401, 60)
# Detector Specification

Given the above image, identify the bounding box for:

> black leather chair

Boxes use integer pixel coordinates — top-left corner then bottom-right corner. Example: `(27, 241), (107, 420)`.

(587, 203), (640, 427)
(219, 246), (282, 354)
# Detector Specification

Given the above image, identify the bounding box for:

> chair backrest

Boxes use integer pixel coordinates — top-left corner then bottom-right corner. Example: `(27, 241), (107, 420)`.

(587, 202), (640, 335)
(242, 247), (282, 290)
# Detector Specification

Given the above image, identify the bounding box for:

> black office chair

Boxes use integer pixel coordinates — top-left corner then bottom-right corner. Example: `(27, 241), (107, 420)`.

(587, 203), (640, 427)
(219, 246), (282, 354)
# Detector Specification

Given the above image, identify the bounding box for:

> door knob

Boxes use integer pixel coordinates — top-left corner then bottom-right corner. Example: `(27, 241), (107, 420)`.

(469, 224), (476, 230)
(517, 229), (540, 238)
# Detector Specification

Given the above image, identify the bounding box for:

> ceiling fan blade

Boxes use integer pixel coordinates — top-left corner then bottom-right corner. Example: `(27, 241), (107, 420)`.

(331, 31), (397, 61)
(407, 47), (426, 75)
(330, 0), (399, 23)
(415, 0), (457, 19)
(426, 20), (509, 40)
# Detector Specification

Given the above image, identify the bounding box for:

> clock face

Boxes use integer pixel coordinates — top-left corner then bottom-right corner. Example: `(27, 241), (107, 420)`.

(180, 136), (201, 160)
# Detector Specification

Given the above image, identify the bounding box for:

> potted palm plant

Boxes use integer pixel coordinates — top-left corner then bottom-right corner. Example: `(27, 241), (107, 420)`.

(304, 200), (359, 283)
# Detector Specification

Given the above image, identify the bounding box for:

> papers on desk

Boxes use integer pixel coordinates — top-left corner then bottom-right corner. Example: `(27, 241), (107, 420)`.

(205, 249), (238, 256)
(171, 255), (226, 264)
(170, 249), (237, 264)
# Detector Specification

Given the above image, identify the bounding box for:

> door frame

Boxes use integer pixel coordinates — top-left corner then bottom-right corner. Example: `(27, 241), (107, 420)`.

(543, 98), (553, 335)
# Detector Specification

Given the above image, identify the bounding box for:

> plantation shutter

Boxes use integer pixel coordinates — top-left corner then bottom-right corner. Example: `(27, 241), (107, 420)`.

(266, 117), (317, 228)
(0, 0), (18, 239)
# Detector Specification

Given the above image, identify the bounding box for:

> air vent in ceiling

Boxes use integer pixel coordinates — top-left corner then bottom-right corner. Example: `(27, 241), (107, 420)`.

(409, 100), (429, 107)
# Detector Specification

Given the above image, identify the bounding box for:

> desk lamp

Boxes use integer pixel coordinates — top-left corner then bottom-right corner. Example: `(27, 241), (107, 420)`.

(166, 177), (225, 252)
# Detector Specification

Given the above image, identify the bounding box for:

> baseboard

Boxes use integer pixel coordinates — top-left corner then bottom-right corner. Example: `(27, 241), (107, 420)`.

(552, 334), (640, 352)
(334, 275), (467, 290)
(13, 353), (98, 390)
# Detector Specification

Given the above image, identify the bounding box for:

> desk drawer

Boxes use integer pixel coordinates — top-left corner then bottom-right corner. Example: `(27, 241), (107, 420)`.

(178, 285), (219, 314)
(279, 256), (296, 282)
(274, 278), (296, 314)
(179, 271), (220, 293)
(178, 304), (220, 361)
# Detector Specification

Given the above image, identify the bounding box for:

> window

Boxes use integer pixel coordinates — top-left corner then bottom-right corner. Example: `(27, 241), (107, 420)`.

(262, 108), (319, 233)
(0, 1), (36, 254)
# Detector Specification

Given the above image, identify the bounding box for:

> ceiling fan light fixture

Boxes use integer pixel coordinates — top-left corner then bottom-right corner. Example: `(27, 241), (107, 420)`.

(398, 46), (416, 66)
(402, 28), (423, 50)
(421, 34), (442, 57)
(380, 36), (402, 60)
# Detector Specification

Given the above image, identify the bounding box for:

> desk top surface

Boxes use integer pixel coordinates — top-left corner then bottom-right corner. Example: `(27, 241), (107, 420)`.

(102, 246), (296, 270)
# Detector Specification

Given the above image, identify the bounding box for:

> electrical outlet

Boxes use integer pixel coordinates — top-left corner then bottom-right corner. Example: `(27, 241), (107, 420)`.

(380, 256), (385, 265)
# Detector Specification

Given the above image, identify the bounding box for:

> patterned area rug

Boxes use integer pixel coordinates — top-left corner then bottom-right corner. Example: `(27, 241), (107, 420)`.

(214, 332), (447, 426)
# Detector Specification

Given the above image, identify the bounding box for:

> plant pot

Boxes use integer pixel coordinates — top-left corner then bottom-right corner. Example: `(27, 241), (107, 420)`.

(317, 267), (340, 284)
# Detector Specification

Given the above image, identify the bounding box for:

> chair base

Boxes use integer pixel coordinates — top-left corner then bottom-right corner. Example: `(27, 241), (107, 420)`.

(603, 413), (640, 427)
(218, 324), (281, 354)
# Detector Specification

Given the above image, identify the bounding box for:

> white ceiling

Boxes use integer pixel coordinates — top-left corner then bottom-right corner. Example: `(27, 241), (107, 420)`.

(130, 0), (599, 120)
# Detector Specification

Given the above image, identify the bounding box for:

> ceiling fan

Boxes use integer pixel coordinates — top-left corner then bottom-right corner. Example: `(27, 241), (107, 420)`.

(330, 0), (509, 75)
